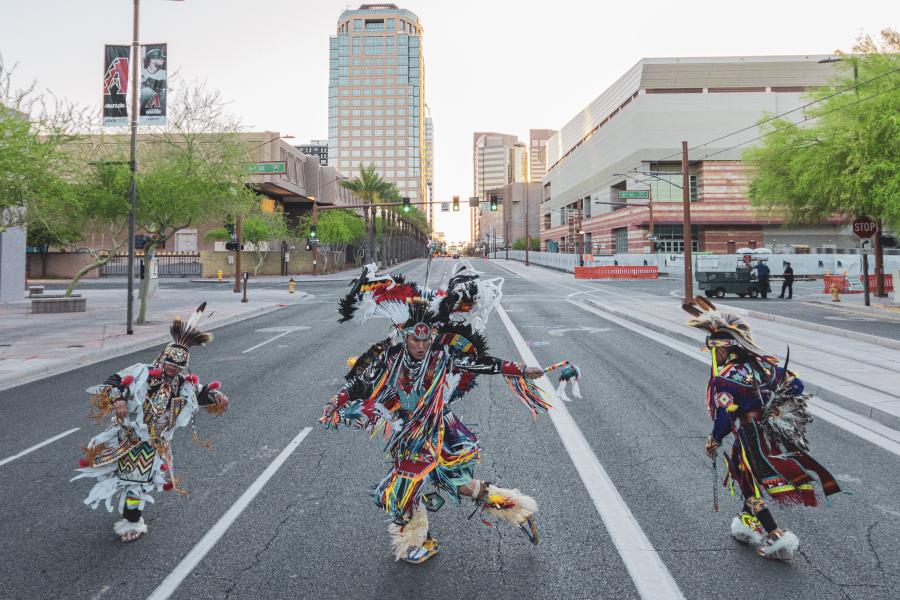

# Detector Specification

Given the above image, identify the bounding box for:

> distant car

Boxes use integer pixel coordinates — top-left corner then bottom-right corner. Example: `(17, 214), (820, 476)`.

(452, 253), (460, 259)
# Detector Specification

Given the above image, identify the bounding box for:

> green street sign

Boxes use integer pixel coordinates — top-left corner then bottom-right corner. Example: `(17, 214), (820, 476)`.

(244, 161), (286, 174)
(618, 190), (650, 199)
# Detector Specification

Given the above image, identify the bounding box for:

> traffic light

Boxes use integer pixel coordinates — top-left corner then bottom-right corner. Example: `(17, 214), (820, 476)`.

(490, 195), (498, 212)
(309, 224), (318, 240)
(452, 196), (460, 211)
(880, 234), (897, 248)
(305, 238), (312, 251)
(224, 217), (235, 236)
(402, 197), (411, 213)
(225, 241), (243, 251)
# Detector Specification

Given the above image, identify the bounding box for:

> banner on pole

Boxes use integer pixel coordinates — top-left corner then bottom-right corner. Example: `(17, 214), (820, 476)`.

(102, 45), (130, 126)
(139, 43), (167, 125)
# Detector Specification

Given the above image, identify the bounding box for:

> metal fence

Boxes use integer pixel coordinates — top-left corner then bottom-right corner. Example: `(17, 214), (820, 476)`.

(100, 253), (202, 278)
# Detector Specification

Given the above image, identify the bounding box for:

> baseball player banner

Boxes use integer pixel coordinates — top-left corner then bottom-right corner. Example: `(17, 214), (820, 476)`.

(139, 43), (167, 126)
(102, 45), (129, 126)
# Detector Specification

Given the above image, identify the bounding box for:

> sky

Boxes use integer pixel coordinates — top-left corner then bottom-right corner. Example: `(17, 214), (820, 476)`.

(0, 0), (892, 243)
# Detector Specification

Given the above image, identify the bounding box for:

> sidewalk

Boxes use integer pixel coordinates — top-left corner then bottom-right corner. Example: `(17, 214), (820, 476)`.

(0, 285), (308, 392)
(491, 258), (900, 432)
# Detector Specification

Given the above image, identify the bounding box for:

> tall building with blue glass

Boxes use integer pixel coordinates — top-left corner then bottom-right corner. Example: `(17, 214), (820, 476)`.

(328, 4), (426, 213)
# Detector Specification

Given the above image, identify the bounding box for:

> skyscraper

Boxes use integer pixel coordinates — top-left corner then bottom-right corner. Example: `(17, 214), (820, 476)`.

(529, 128), (555, 183)
(425, 115), (434, 225)
(328, 4), (426, 208)
(473, 132), (526, 244)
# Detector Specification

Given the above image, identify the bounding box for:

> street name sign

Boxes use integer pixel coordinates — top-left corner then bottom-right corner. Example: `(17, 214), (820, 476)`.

(852, 216), (877, 238)
(618, 190), (650, 199)
(244, 161), (287, 174)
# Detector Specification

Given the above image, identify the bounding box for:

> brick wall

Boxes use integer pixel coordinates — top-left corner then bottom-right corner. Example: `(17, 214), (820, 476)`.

(700, 226), (764, 252)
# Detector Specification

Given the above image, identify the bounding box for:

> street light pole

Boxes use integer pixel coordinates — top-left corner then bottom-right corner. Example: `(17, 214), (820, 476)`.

(126, 0), (141, 334)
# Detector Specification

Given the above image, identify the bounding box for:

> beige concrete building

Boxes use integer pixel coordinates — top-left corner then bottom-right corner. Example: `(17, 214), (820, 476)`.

(480, 182), (542, 252)
(473, 132), (528, 243)
(541, 56), (850, 255)
(27, 132), (366, 279)
(328, 4), (427, 208)
(528, 128), (555, 183)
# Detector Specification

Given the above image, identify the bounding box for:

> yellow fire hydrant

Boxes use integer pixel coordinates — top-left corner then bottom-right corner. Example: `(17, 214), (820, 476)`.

(288, 278), (297, 294)
(830, 282), (841, 302)
(217, 269), (223, 281)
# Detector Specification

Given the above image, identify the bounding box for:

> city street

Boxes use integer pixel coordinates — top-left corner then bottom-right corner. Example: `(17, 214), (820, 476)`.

(1, 258), (898, 600)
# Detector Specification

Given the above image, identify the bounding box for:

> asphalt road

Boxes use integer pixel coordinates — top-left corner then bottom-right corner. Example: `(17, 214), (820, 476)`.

(2, 258), (898, 600)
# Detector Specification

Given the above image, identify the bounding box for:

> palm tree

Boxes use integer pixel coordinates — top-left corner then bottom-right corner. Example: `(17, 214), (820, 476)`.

(339, 164), (394, 263)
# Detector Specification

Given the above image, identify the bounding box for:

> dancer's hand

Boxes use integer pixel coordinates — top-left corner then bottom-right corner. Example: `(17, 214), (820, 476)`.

(524, 367), (544, 379)
(212, 391), (229, 412)
(320, 396), (340, 425)
(113, 399), (127, 419)
(705, 436), (719, 458)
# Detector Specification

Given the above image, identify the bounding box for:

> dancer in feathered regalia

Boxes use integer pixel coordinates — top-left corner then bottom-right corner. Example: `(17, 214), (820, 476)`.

(72, 303), (229, 542)
(321, 264), (554, 564)
(684, 297), (840, 560)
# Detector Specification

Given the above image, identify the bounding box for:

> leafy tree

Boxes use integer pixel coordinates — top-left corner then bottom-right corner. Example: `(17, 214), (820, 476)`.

(339, 164), (394, 261)
(1, 55), (92, 231)
(207, 204), (293, 275)
(28, 159), (132, 295)
(134, 83), (254, 323)
(298, 208), (365, 271)
(744, 29), (900, 230)
(511, 236), (540, 251)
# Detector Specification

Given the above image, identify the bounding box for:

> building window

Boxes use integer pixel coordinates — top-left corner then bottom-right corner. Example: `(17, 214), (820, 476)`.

(653, 225), (699, 253)
(613, 228), (628, 254)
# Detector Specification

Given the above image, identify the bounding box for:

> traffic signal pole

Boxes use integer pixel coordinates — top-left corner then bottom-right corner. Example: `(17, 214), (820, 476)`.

(233, 212), (242, 293)
(311, 202), (319, 276)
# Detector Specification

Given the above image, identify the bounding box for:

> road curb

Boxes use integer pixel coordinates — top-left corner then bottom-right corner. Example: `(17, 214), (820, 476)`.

(0, 302), (293, 393)
(582, 298), (900, 433)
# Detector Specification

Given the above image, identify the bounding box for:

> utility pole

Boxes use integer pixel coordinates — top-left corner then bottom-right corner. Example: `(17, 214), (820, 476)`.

(875, 219), (886, 297)
(681, 140), (694, 305)
(126, 0), (141, 334)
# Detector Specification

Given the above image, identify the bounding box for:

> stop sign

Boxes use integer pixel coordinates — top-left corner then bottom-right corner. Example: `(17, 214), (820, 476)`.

(853, 217), (877, 238)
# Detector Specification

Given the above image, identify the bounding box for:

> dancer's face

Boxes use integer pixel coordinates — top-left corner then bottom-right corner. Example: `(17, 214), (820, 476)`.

(163, 363), (181, 378)
(405, 335), (430, 361)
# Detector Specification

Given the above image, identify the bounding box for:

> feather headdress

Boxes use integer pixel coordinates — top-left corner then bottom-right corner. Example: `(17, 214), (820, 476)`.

(338, 263), (424, 325)
(682, 296), (767, 355)
(160, 302), (213, 367)
(433, 265), (503, 332)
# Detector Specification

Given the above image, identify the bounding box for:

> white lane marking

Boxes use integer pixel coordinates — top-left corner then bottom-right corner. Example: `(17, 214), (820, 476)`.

(568, 298), (900, 458)
(547, 326), (611, 337)
(496, 305), (685, 600)
(146, 427), (313, 600)
(242, 327), (310, 354)
(0, 428), (81, 468)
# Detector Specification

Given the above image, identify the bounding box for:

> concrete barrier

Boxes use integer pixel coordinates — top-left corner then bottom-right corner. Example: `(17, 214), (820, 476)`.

(31, 296), (86, 313)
